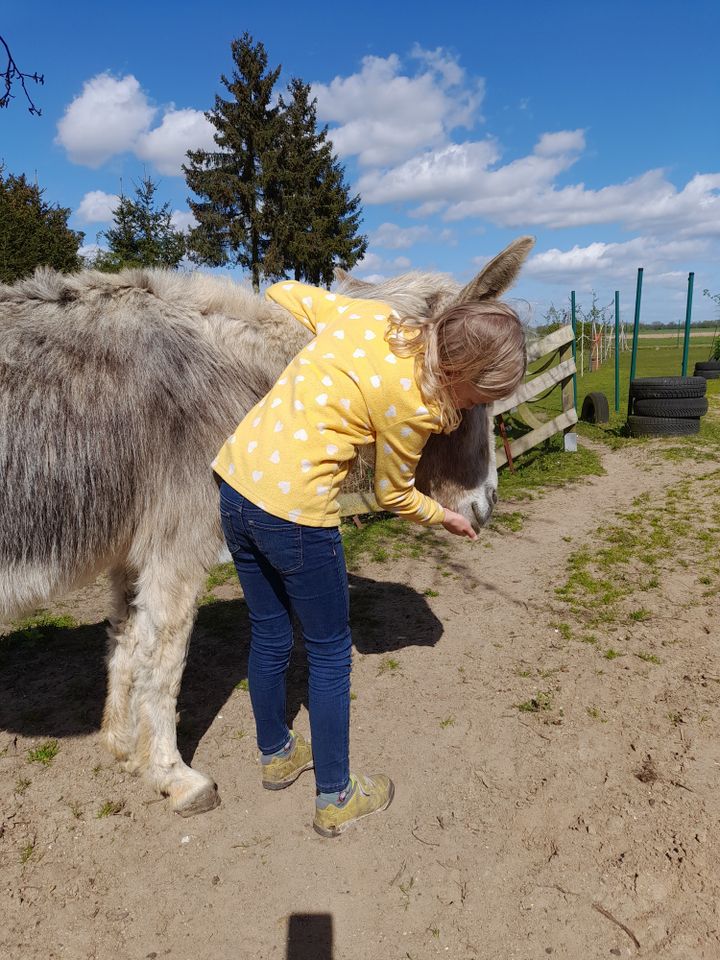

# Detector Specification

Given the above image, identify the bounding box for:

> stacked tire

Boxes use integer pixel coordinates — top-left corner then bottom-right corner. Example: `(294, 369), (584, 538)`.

(627, 377), (707, 437)
(694, 359), (720, 380)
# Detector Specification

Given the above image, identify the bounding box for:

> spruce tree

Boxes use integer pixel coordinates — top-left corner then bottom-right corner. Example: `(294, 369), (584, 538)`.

(0, 165), (83, 283)
(183, 33), (284, 292)
(271, 79), (367, 287)
(92, 175), (186, 272)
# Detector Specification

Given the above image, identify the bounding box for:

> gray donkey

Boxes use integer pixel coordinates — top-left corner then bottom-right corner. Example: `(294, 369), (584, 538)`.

(0, 236), (533, 816)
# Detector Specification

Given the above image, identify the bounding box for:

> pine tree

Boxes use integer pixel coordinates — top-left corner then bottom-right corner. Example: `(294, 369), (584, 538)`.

(92, 175), (186, 272)
(183, 33), (285, 292)
(271, 79), (367, 286)
(0, 165), (83, 283)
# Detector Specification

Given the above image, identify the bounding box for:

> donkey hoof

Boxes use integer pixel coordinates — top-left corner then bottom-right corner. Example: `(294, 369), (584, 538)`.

(173, 781), (221, 818)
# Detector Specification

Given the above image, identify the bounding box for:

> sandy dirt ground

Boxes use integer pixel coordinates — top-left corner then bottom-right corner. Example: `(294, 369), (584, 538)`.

(2, 437), (719, 960)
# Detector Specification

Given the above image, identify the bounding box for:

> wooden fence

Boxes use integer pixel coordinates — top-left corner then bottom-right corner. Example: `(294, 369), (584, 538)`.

(493, 323), (577, 468)
(337, 323), (577, 517)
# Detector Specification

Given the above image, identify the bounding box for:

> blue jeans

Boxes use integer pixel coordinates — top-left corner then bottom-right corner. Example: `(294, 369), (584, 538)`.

(219, 482), (351, 793)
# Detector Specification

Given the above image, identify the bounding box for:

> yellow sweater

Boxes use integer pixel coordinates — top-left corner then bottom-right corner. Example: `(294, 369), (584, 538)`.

(213, 281), (446, 528)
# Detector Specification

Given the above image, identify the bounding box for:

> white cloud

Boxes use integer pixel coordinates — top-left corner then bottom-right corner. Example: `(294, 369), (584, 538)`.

(524, 236), (710, 287)
(135, 108), (216, 176)
(313, 48), (484, 167)
(56, 74), (156, 167)
(370, 222), (431, 249)
(76, 190), (119, 223)
(57, 74), (217, 176)
(170, 209), (197, 232)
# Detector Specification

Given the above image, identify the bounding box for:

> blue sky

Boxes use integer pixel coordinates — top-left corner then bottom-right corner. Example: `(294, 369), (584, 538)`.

(2, 0), (719, 326)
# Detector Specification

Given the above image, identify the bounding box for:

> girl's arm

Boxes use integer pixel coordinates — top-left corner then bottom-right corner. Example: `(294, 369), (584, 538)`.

(265, 281), (352, 336)
(373, 419), (445, 525)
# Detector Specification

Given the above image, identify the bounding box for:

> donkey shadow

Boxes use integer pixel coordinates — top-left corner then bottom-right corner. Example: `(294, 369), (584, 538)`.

(0, 574), (443, 763)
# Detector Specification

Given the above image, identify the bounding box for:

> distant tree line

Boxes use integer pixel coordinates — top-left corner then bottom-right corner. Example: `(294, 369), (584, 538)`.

(0, 33), (365, 289)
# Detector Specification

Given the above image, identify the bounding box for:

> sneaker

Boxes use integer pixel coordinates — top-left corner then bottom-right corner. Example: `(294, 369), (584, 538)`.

(313, 773), (394, 837)
(261, 732), (314, 790)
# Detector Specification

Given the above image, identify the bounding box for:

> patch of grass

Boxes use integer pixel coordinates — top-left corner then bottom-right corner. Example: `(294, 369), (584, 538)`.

(96, 800), (125, 818)
(341, 515), (450, 570)
(439, 715), (456, 728)
(27, 740), (58, 766)
(235, 678), (250, 692)
(586, 706), (603, 720)
(205, 562), (236, 591)
(423, 588), (439, 598)
(629, 608), (652, 622)
(604, 648), (623, 660)
(517, 691), (553, 713)
(14, 777), (31, 795)
(20, 842), (35, 864)
(5, 612), (78, 643)
(636, 652), (661, 665)
(497, 435), (605, 499)
(349, 691), (357, 701)
(67, 800), (84, 819)
(491, 511), (526, 532)
(553, 622), (573, 641)
(377, 656), (400, 676)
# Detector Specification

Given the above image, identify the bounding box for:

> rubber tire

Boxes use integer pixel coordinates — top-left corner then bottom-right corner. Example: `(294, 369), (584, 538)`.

(633, 397), (708, 418)
(629, 377), (707, 400)
(694, 360), (720, 371)
(627, 415), (700, 437)
(694, 368), (720, 380)
(580, 391), (610, 424)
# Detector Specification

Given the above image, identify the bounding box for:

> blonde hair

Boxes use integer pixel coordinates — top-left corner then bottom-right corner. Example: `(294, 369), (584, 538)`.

(385, 300), (527, 432)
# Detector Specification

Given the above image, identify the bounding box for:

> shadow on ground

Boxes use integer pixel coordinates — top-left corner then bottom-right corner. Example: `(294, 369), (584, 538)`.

(0, 574), (442, 764)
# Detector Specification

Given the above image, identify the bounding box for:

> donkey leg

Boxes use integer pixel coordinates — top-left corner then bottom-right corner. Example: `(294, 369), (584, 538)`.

(126, 572), (220, 816)
(102, 567), (139, 764)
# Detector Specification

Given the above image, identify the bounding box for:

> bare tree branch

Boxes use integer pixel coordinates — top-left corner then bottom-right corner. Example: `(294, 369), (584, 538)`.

(1, 33), (43, 116)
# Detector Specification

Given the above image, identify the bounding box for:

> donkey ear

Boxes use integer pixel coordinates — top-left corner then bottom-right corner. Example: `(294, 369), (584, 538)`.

(454, 236), (535, 305)
(333, 269), (376, 296)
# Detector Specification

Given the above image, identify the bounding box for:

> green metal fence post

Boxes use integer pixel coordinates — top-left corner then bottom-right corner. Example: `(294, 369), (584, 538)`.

(614, 290), (620, 412)
(627, 267), (643, 417)
(681, 272), (694, 377)
(570, 290), (577, 410)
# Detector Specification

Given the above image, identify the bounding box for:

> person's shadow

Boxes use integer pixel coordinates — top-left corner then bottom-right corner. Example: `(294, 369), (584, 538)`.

(0, 574), (443, 765)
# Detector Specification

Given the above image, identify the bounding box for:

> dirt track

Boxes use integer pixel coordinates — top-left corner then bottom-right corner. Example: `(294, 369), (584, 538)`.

(2, 438), (719, 960)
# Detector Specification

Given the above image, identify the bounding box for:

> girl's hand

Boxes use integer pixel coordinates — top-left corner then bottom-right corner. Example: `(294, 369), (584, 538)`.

(441, 508), (478, 540)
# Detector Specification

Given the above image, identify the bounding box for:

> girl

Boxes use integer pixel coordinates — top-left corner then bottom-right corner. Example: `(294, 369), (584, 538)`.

(213, 279), (526, 837)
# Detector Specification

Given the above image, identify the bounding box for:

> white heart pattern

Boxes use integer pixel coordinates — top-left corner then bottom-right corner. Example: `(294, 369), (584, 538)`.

(316, 484), (330, 495)
(349, 313), (361, 320)
(385, 405), (396, 417)
(274, 421), (283, 433)
(271, 398), (282, 408)
(364, 330), (376, 340)
(340, 398), (351, 410)
(270, 450), (281, 463)
(326, 444), (339, 455)
(370, 375), (381, 388)
(317, 322), (327, 332)
(282, 283), (294, 290)
(252, 470), (263, 482)
(300, 459), (312, 473)
(352, 349), (365, 358)
(299, 358), (311, 365)
(227, 463), (235, 475)
(294, 400), (304, 411)
(384, 354), (397, 364)
(293, 429), (308, 441)
(400, 426), (412, 437)
(400, 378), (412, 391)
(325, 293), (337, 301)
(322, 353), (335, 359)
(295, 375), (305, 383)
(278, 481), (291, 494)
(316, 394), (328, 406)
(252, 416), (261, 427)
(247, 440), (258, 452)
(333, 330), (345, 339)
(416, 406), (428, 415)
(322, 375), (333, 387)
(337, 306), (348, 314)
(302, 296), (313, 307)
